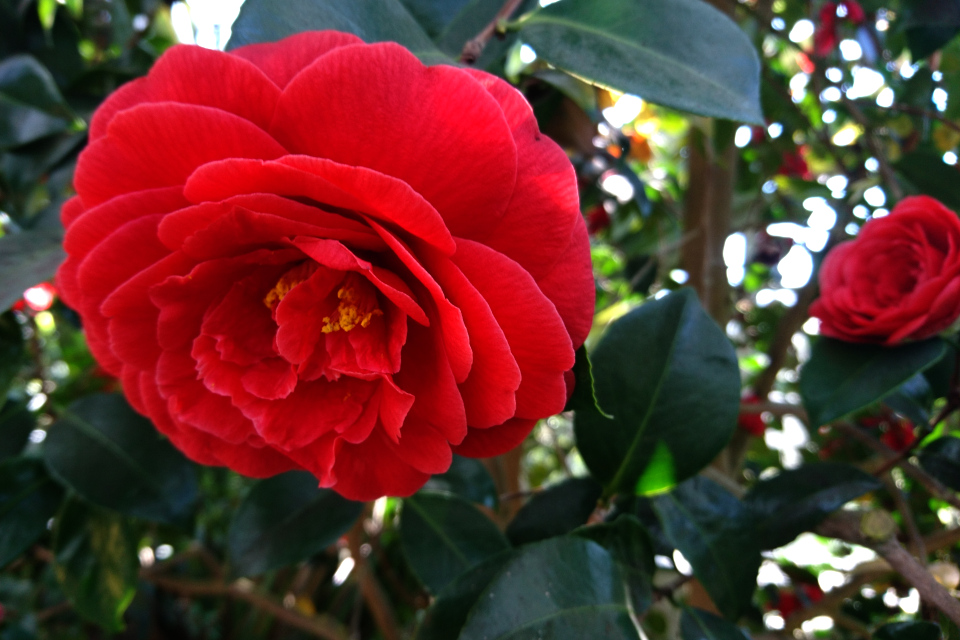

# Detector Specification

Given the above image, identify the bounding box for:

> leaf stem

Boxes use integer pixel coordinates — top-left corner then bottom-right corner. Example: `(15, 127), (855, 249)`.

(460, 0), (527, 64)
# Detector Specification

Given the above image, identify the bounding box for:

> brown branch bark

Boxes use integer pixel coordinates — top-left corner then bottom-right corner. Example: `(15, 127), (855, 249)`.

(460, 0), (526, 64)
(146, 576), (349, 640)
(816, 511), (960, 627)
(346, 520), (401, 640)
(833, 422), (960, 513)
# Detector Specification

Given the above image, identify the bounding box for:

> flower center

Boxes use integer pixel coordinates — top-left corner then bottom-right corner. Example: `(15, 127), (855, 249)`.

(263, 263), (315, 310)
(322, 280), (383, 333)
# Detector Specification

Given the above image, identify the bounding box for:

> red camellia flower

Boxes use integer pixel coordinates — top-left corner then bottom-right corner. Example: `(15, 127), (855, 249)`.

(810, 196), (960, 345)
(57, 31), (594, 500)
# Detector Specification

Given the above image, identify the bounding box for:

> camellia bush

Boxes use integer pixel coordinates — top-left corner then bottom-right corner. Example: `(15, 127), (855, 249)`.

(7, 0), (960, 638)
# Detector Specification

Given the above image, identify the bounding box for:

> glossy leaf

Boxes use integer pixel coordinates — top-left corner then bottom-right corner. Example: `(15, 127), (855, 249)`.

(228, 471), (363, 576)
(576, 289), (740, 496)
(0, 54), (72, 149)
(874, 621), (942, 640)
(52, 498), (137, 632)
(883, 373), (933, 426)
(459, 536), (640, 640)
(564, 344), (612, 418)
(400, 491), (510, 594)
(517, 0), (763, 124)
(0, 312), (24, 399)
(228, 0), (448, 63)
(43, 393), (198, 527)
(681, 606), (751, 640)
(0, 457), (63, 568)
(902, 0), (960, 60)
(506, 477), (602, 545)
(0, 401), (34, 461)
(399, 0), (474, 38)
(744, 463), (881, 549)
(0, 229), (64, 312)
(653, 477), (760, 620)
(415, 550), (515, 640)
(800, 337), (946, 427)
(895, 149), (960, 211)
(573, 515), (655, 617)
(423, 455), (498, 509)
(919, 436), (960, 491)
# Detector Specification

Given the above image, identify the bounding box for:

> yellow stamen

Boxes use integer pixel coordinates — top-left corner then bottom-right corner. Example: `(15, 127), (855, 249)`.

(320, 284), (383, 333)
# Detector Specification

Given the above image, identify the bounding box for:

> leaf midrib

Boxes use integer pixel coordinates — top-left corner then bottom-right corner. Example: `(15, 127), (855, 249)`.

(607, 304), (683, 492)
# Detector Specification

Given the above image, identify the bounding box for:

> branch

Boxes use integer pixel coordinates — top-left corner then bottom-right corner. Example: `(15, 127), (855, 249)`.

(145, 576), (349, 640)
(460, 0), (525, 64)
(816, 510), (960, 627)
(346, 520), (402, 640)
(833, 422), (960, 512)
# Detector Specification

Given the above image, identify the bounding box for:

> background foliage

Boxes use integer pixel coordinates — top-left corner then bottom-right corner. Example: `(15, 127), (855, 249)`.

(4, 0), (960, 638)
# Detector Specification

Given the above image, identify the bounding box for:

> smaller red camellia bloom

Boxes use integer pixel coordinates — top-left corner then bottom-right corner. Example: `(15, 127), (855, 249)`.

(737, 393), (766, 437)
(880, 418), (917, 452)
(777, 148), (812, 180)
(810, 196), (960, 345)
(57, 31), (594, 501)
(586, 204), (611, 234)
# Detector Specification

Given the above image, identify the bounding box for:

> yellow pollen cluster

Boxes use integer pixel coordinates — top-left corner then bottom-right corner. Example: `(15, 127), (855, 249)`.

(321, 285), (383, 333)
(263, 272), (308, 310)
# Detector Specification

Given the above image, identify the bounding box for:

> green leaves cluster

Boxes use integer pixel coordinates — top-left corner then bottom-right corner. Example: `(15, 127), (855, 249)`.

(230, 0), (763, 124)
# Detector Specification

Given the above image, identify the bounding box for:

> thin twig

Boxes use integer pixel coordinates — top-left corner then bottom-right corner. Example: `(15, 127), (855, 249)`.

(834, 422), (960, 512)
(460, 0), (526, 64)
(346, 520), (401, 640)
(883, 473), (926, 562)
(816, 510), (960, 627)
(146, 576), (349, 640)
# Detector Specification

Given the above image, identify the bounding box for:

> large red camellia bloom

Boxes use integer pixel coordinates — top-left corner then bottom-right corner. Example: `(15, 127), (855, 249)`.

(810, 196), (960, 345)
(57, 31), (594, 501)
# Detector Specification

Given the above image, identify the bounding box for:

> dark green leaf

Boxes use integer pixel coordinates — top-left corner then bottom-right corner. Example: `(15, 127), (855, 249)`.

(517, 0), (763, 123)
(415, 550), (515, 640)
(923, 343), (957, 400)
(228, 0), (448, 63)
(895, 149), (960, 211)
(574, 515), (655, 617)
(564, 344), (612, 418)
(874, 621), (942, 640)
(681, 606), (751, 640)
(902, 0), (960, 59)
(884, 373), (933, 426)
(0, 54), (72, 149)
(0, 402), (34, 461)
(228, 471), (362, 576)
(0, 312), (24, 399)
(0, 457), (63, 568)
(744, 463), (881, 549)
(52, 498), (137, 632)
(919, 436), (960, 491)
(399, 0), (473, 38)
(423, 455), (498, 509)
(459, 536), (640, 640)
(576, 289), (740, 495)
(506, 477), (602, 545)
(0, 228), (64, 312)
(799, 337), (946, 427)
(43, 393), (197, 527)
(400, 491), (510, 594)
(653, 477), (760, 620)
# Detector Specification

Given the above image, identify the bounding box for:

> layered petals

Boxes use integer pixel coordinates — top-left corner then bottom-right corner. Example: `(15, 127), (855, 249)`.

(57, 31), (595, 500)
(811, 196), (960, 344)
